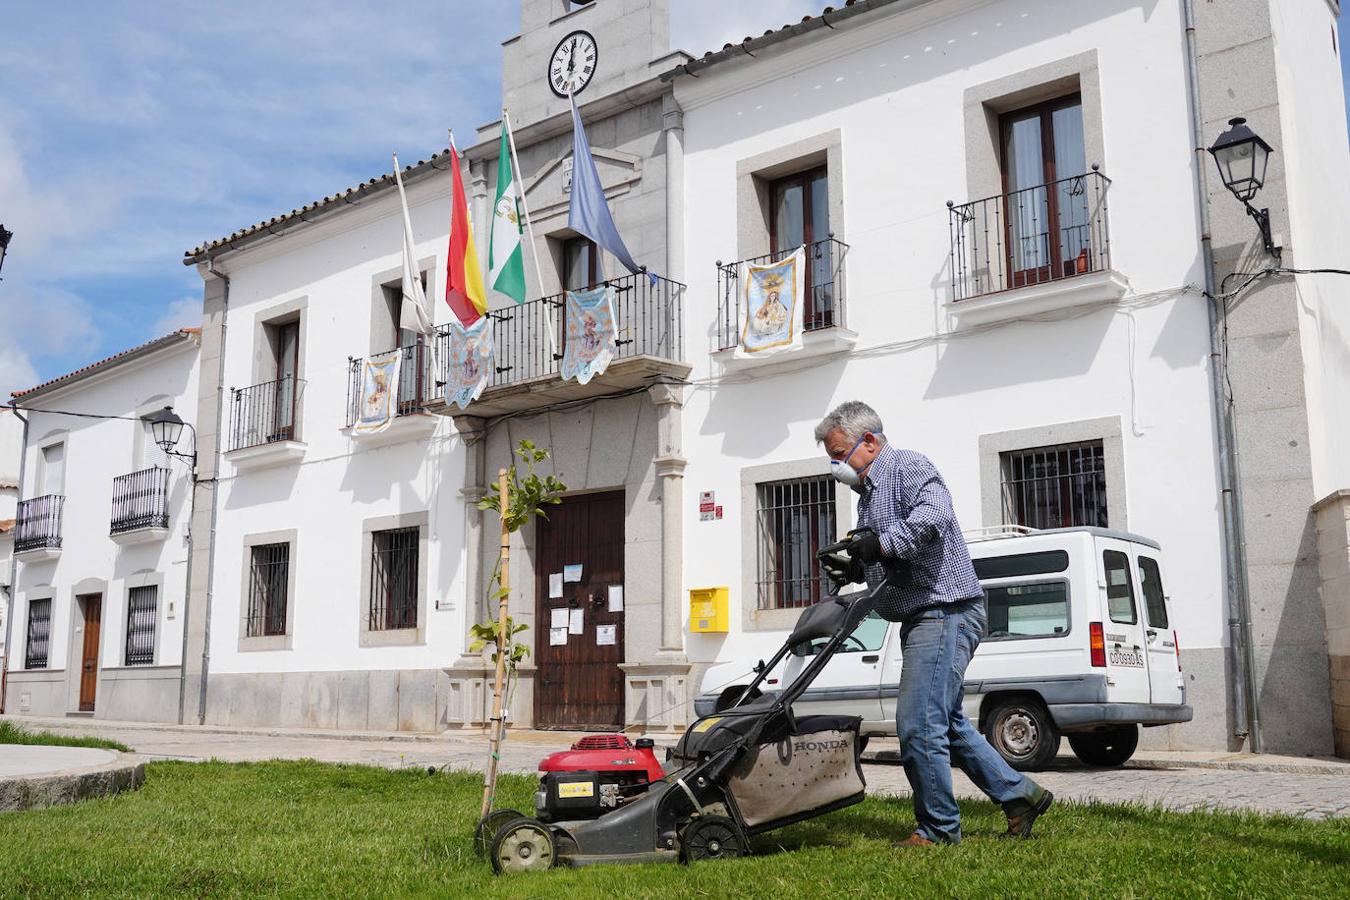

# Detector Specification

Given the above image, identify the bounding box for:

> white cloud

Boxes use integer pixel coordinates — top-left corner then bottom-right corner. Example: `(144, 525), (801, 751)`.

(0, 283), (101, 397)
(671, 1), (825, 56)
(150, 296), (202, 336)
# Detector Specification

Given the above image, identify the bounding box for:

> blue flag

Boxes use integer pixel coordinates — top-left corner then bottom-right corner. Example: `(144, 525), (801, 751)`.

(568, 95), (656, 284)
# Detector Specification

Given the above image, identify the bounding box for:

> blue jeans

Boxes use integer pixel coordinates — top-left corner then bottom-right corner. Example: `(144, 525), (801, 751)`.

(896, 599), (1040, 843)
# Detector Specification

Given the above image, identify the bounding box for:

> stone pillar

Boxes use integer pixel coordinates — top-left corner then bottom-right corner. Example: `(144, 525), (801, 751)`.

(443, 416), (490, 729)
(1314, 490), (1350, 759)
(662, 94), (685, 282)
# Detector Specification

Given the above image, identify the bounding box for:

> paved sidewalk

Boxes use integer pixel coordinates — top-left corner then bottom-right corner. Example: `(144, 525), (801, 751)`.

(5, 715), (1349, 819)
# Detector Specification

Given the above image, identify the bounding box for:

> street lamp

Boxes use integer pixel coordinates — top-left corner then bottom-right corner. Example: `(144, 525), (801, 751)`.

(145, 406), (195, 465)
(1208, 117), (1279, 257)
(0, 225), (12, 279)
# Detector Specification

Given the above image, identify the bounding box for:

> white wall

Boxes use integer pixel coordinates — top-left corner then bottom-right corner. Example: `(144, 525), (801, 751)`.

(205, 172), (473, 677)
(1270, 0), (1350, 498)
(675, 0), (1228, 666)
(11, 339), (199, 675)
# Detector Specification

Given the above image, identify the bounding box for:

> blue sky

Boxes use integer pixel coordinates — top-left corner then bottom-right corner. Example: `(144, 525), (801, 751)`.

(0, 2), (1345, 398)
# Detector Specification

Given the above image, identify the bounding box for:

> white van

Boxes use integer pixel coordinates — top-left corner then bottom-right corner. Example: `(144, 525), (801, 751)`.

(694, 527), (1192, 770)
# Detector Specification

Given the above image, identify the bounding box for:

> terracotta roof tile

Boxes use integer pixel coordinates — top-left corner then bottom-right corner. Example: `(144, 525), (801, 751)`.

(0, 519), (14, 535)
(11, 329), (199, 401)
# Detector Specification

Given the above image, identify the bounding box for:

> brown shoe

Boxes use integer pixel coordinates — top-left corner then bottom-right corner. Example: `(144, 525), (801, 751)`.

(1002, 790), (1054, 839)
(894, 833), (936, 848)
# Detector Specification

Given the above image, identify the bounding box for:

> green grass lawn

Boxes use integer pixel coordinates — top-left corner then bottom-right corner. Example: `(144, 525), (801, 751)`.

(0, 720), (131, 752)
(0, 760), (1346, 898)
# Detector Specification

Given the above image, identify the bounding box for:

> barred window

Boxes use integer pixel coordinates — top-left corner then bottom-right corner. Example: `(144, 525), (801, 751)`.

(370, 527), (418, 630)
(25, 598), (51, 669)
(755, 476), (837, 610)
(247, 543), (290, 637)
(125, 585), (157, 666)
(1001, 440), (1108, 530)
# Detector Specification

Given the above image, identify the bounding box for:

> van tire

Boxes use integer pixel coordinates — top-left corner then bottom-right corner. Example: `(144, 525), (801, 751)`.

(983, 698), (1060, 771)
(1068, 725), (1139, 768)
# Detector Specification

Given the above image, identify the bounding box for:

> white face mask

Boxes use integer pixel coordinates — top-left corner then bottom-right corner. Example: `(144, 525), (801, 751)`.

(830, 436), (867, 486)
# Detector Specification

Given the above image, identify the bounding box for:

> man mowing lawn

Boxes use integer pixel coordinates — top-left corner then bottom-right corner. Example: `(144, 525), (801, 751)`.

(816, 401), (1053, 847)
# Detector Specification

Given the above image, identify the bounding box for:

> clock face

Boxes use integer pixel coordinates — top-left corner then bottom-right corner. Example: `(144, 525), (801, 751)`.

(549, 30), (597, 97)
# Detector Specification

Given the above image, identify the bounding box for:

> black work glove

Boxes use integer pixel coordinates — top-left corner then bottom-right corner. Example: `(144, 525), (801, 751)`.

(843, 527), (883, 566)
(816, 539), (866, 591)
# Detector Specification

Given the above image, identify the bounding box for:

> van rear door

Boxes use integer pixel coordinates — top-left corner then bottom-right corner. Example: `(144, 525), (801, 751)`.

(1099, 543), (1150, 703)
(1136, 551), (1184, 705)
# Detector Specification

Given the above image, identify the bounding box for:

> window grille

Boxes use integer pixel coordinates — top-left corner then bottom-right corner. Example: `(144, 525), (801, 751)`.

(369, 527), (418, 630)
(755, 476), (837, 610)
(247, 543), (289, 637)
(25, 598), (51, 669)
(1001, 440), (1108, 530)
(125, 585), (157, 665)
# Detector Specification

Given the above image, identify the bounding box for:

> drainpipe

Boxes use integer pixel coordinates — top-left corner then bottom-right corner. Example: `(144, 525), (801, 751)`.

(1182, 0), (1260, 750)
(0, 407), (29, 713)
(177, 259), (229, 725)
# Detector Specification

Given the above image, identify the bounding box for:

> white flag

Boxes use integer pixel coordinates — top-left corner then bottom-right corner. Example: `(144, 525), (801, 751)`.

(392, 154), (434, 336)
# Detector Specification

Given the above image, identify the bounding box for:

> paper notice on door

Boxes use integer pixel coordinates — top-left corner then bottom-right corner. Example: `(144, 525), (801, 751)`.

(569, 608), (584, 634)
(597, 624), (617, 646)
(550, 607), (568, 630)
(549, 572), (563, 599)
(550, 627), (567, 647)
(563, 564), (583, 583)
(608, 585), (624, 612)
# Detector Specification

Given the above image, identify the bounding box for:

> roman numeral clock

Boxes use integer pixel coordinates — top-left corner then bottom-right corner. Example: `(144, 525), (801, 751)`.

(549, 29), (597, 97)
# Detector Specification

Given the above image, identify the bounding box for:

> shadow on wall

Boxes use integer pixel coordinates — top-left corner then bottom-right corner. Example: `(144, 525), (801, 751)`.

(699, 356), (849, 458)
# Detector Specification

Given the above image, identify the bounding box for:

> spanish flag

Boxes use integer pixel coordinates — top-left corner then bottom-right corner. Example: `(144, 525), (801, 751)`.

(445, 135), (487, 325)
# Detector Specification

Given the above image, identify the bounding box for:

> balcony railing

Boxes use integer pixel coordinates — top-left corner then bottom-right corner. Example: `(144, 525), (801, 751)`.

(346, 340), (439, 427)
(434, 271), (685, 392)
(228, 377), (305, 451)
(110, 467), (170, 534)
(15, 495), (64, 554)
(949, 168), (1111, 303)
(715, 237), (848, 351)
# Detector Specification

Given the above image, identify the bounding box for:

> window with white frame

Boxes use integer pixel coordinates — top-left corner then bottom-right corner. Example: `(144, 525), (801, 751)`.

(755, 476), (837, 610)
(25, 598), (51, 669)
(125, 585), (157, 665)
(1000, 440), (1108, 530)
(246, 543), (290, 637)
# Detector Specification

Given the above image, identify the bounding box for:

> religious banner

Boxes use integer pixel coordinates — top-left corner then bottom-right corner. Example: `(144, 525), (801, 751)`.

(561, 285), (617, 385)
(735, 246), (806, 359)
(445, 316), (494, 410)
(353, 349), (402, 434)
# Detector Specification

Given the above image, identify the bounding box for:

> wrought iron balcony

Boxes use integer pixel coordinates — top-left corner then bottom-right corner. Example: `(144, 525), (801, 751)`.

(15, 494), (64, 556)
(110, 467), (170, 537)
(228, 377), (305, 452)
(948, 168), (1112, 303)
(428, 272), (686, 418)
(715, 237), (849, 351)
(345, 340), (439, 428)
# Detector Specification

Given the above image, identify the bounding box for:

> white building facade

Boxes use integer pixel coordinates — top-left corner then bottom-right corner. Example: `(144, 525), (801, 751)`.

(1, 330), (200, 722)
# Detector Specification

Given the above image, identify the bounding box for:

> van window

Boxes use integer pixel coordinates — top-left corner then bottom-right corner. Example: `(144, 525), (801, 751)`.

(1138, 556), (1168, 628)
(985, 581), (1069, 639)
(1103, 550), (1137, 624)
(802, 610), (888, 655)
(973, 550), (1069, 580)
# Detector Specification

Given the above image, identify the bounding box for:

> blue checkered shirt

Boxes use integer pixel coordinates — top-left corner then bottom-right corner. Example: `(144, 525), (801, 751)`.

(854, 444), (983, 622)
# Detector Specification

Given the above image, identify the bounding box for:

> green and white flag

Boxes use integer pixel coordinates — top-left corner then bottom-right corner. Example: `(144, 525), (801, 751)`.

(489, 125), (526, 303)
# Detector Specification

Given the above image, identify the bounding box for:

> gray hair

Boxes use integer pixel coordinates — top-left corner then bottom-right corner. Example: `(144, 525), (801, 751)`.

(814, 401), (885, 445)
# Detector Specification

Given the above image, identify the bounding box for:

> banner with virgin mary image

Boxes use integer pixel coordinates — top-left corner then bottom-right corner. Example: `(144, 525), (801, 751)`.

(735, 246), (805, 359)
(561, 285), (617, 385)
(354, 349), (402, 434)
(445, 316), (494, 410)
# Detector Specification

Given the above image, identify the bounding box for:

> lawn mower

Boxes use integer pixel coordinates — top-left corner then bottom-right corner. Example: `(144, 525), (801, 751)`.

(478, 553), (891, 874)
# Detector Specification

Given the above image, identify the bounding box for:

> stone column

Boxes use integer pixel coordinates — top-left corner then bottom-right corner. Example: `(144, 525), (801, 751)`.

(649, 382), (687, 654)
(1314, 490), (1350, 760)
(443, 416), (490, 728)
(662, 93), (685, 282)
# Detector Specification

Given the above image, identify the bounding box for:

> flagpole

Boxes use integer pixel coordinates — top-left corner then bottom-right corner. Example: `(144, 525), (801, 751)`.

(502, 108), (560, 359)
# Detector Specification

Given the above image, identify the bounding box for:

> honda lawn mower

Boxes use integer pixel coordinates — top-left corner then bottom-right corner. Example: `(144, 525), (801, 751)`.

(477, 547), (891, 874)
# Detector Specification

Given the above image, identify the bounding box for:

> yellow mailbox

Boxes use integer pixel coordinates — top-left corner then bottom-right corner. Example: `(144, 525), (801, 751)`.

(689, 587), (730, 633)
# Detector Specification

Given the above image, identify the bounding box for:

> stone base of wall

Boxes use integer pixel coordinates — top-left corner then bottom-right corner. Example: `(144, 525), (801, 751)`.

(621, 657), (692, 731)
(1314, 489), (1350, 760)
(96, 666), (181, 723)
(205, 669), (453, 732)
(3, 669), (67, 717)
(1332, 655), (1350, 759)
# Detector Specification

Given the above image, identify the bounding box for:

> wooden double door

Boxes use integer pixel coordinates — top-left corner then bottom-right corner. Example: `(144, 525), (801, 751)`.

(534, 491), (625, 730)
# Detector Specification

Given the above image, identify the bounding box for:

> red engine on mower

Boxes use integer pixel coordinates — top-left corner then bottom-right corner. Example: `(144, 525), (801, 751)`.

(534, 734), (665, 823)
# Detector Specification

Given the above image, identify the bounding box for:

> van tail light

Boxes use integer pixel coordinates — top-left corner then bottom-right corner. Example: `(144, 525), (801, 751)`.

(1174, 630), (1182, 671)
(1090, 622), (1106, 668)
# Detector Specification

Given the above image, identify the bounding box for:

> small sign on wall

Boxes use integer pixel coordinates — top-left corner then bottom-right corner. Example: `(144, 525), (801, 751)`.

(699, 491), (722, 522)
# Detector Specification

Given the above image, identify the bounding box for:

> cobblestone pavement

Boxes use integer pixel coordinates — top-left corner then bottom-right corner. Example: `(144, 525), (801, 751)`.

(7, 717), (1349, 820)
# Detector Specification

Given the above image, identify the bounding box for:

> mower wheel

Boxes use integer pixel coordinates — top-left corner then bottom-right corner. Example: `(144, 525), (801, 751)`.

(679, 815), (747, 864)
(474, 808), (525, 857)
(489, 817), (556, 875)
